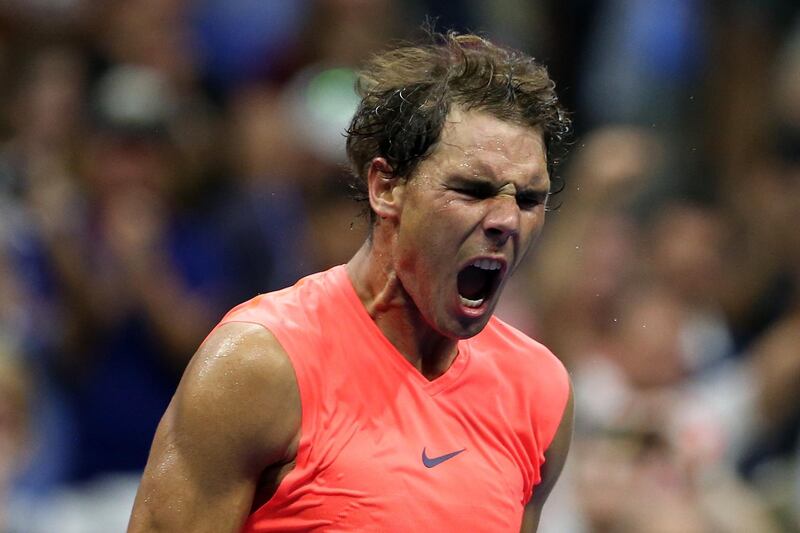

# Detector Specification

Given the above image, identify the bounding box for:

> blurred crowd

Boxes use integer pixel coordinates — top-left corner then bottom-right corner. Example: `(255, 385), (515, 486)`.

(0, 0), (798, 532)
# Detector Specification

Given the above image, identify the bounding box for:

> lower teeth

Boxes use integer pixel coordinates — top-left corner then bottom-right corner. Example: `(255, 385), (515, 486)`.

(460, 296), (485, 308)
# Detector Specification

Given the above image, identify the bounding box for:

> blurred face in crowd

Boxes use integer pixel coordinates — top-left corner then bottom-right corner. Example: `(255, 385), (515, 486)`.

(390, 108), (550, 339)
(613, 286), (688, 389)
(86, 132), (174, 199)
(575, 434), (711, 533)
(649, 204), (726, 304)
(21, 49), (84, 148)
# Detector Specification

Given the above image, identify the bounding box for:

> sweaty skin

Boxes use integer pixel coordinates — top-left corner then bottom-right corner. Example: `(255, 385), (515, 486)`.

(128, 323), (301, 533)
(128, 109), (573, 533)
(350, 107), (552, 376)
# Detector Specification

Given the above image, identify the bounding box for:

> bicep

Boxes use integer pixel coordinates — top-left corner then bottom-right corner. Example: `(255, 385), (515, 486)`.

(128, 323), (301, 533)
(128, 403), (255, 533)
(520, 381), (574, 533)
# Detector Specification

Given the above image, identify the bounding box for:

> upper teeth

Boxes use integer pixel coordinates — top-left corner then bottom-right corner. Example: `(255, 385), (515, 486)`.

(472, 259), (502, 271)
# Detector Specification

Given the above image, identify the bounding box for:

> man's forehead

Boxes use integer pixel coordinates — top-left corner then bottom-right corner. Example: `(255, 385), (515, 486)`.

(432, 109), (547, 176)
(440, 110), (544, 154)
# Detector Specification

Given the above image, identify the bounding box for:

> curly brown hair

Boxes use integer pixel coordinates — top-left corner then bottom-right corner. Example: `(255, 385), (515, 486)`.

(346, 31), (571, 221)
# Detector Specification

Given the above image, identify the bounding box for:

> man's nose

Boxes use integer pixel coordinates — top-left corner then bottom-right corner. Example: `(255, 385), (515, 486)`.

(482, 196), (520, 244)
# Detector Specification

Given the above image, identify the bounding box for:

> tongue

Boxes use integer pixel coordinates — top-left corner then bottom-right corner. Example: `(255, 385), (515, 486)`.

(458, 266), (489, 300)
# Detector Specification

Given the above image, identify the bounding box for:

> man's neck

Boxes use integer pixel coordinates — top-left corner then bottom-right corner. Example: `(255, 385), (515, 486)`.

(346, 240), (459, 381)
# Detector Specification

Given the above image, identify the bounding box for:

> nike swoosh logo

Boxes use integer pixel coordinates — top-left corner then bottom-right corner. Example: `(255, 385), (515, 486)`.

(422, 447), (466, 468)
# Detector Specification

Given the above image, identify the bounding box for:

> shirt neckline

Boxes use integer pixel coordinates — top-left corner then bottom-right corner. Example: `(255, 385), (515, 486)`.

(331, 265), (471, 396)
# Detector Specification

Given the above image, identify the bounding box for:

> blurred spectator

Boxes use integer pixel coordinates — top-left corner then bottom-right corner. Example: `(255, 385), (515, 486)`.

(0, 45), (86, 494)
(645, 202), (735, 371)
(578, 0), (705, 128)
(190, 0), (310, 94)
(214, 84), (315, 297)
(528, 125), (660, 365)
(43, 64), (233, 481)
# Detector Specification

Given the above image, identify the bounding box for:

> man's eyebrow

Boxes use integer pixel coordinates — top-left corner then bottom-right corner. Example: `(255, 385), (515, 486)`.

(447, 174), (494, 185)
(447, 174), (550, 194)
(518, 180), (552, 194)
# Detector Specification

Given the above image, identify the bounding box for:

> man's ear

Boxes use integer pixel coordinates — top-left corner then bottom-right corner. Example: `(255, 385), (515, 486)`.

(367, 157), (405, 220)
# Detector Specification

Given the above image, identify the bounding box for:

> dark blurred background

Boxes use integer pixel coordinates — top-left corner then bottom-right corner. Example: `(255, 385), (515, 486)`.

(0, 0), (799, 531)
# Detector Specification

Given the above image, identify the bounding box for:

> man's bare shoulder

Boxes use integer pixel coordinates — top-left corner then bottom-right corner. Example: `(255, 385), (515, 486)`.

(128, 322), (301, 532)
(187, 321), (297, 394)
(176, 321), (301, 456)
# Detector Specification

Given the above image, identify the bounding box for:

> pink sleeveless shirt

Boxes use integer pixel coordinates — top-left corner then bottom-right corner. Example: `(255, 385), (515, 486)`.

(218, 266), (570, 532)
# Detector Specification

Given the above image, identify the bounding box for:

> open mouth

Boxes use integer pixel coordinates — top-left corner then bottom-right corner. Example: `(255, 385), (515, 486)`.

(457, 258), (504, 309)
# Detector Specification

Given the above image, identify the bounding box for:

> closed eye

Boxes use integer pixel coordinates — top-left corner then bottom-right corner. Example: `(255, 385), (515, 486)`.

(452, 183), (495, 200)
(516, 191), (549, 210)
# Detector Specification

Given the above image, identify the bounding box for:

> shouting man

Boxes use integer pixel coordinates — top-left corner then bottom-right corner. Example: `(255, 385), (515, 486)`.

(129, 32), (573, 532)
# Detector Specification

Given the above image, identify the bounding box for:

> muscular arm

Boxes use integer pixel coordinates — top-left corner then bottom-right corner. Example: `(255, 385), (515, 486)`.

(128, 322), (301, 533)
(519, 381), (574, 533)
